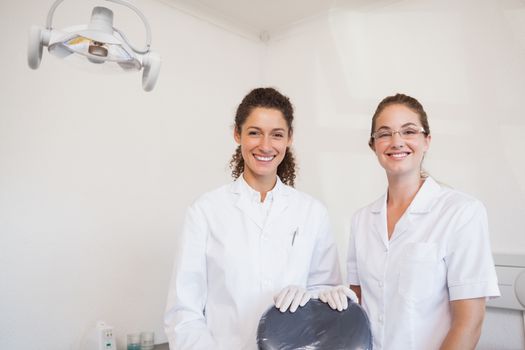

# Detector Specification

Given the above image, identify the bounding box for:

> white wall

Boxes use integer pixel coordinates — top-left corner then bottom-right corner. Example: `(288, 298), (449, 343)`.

(0, 0), (264, 349)
(2, 0), (525, 349)
(262, 0), (525, 348)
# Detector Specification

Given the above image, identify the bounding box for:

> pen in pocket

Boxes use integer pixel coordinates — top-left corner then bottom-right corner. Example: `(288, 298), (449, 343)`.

(291, 228), (298, 246)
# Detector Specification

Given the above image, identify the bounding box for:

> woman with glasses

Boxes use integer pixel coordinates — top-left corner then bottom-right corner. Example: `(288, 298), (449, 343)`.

(164, 87), (348, 350)
(319, 93), (499, 349)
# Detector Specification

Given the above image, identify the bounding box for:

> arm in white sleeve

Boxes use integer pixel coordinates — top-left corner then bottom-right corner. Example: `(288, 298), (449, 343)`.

(306, 208), (342, 291)
(346, 214), (360, 286)
(318, 215), (361, 311)
(164, 203), (218, 350)
(445, 200), (500, 301)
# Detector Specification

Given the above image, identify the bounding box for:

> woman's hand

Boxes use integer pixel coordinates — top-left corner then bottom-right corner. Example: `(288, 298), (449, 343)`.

(319, 285), (359, 311)
(274, 285), (312, 313)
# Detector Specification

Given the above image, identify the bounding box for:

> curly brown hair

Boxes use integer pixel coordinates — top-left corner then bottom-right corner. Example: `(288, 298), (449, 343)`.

(229, 87), (297, 187)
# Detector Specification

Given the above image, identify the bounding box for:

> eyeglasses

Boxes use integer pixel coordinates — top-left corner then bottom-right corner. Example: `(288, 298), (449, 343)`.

(372, 126), (427, 142)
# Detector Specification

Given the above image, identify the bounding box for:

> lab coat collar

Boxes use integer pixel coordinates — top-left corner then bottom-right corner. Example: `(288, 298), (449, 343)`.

(370, 194), (386, 214)
(231, 174), (292, 229)
(369, 195), (388, 248)
(406, 176), (442, 214)
(369, 176), (442, 246)
(264, 178), (292, 230)
(369, 176), (441, 214)
(230, 174), (292, 198)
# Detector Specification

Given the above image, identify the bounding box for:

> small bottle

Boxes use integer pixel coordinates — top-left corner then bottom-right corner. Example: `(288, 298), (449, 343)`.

(127, 333), (141, 350)
(140, 331), (155, 350)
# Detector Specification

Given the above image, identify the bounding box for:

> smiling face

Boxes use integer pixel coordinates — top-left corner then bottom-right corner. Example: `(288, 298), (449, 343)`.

(234, 107), (292, 186)
(371, 104), (431, 179)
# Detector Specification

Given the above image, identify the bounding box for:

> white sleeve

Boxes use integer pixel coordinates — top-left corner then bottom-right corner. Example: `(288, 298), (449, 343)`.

(346, 214), (360, 286)
(445, 200), (500, 301)
(306, 208), (343, 290)
(164, 203), (219, 350)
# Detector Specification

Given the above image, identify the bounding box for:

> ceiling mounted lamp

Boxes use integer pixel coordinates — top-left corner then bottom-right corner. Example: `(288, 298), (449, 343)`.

(28, 0), (161, 91)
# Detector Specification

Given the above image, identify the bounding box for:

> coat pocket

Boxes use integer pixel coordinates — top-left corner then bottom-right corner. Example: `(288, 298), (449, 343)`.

(398, 243), (440, 303)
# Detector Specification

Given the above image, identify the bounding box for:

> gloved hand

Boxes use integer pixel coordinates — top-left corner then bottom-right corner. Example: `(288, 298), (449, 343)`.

(274, 285), (312, 313)
(319, 285), (359, 311)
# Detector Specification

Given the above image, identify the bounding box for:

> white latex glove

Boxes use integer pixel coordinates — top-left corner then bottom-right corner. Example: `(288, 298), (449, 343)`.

(319, 285), (359, 312)
(274, 285), (312, 313)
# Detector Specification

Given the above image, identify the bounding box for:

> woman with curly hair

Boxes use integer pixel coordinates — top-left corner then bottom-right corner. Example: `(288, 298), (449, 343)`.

(164, 87), (349, 349)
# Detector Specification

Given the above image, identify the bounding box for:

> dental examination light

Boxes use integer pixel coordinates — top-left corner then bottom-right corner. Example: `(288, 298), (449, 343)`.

(28, 0), (161, 91)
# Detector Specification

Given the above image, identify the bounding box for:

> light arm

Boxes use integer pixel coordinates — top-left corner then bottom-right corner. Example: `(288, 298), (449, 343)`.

(439, 298), (485, 350)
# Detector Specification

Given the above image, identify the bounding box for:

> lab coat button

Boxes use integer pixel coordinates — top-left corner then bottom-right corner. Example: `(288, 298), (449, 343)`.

(379, 315), (384, 323)
(378, 281), (384, 288)
(262, 279), (272, 287)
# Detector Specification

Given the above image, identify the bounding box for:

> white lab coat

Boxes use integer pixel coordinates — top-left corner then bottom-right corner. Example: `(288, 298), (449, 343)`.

(165, 176), (342, 350)
(347, 177), (500, 350)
